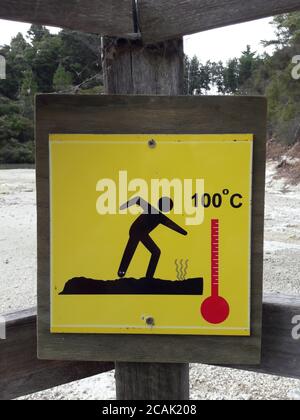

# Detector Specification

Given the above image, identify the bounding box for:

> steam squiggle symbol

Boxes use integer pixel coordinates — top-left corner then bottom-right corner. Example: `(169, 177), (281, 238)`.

(175, 259), (189, 281)
(179, 259), (184, 280)
(175, 259), (180, 280)
(183, 259), (189, 280)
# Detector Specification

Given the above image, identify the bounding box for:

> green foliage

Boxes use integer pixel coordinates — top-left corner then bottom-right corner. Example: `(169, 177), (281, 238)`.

(263, 13), (300, 48)
(223, 58), (239, 94)
(184, 14), (300, 145)
(59, 30), (102, 87)
(1, 14), (300, 163)
(210, 61), (225, 94)
(0, 25), (103, 164)
(253, 13), (300, 144)
(184, 55), (211, 95)
(0, 138), (34, 164)
(53, 64), (73, 92)
(184, 47), (260, 96)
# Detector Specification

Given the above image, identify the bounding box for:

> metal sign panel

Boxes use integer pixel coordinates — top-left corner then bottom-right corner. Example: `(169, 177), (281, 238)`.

(50, 133), (253, 336)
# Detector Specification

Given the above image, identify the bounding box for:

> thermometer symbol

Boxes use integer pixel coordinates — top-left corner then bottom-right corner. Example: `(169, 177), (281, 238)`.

(201, 219), (230, 324)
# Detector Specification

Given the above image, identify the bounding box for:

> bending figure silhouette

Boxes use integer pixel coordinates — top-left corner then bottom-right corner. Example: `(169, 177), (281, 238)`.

(118, 196), (188, 279)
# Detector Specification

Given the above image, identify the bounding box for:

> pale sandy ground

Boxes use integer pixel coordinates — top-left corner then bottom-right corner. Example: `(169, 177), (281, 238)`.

(1, 165), (300, 400)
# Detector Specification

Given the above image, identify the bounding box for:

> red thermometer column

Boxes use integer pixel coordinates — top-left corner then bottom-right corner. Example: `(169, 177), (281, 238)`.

(201, 219), (230, 324)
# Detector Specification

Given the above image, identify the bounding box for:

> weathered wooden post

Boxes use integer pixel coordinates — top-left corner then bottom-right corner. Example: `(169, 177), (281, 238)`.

(102, 36), (189, 400)
(102, 37), (184, 95)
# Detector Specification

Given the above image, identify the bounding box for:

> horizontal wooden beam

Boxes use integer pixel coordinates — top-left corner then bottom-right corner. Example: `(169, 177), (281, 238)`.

(228, 294), (300, 379)
(1, 294), (300, 399)
(138, 0), (300, 43)
(2, 0), (300, 42)
(0, 0), (134, 37)
(0, 308), (114, 400)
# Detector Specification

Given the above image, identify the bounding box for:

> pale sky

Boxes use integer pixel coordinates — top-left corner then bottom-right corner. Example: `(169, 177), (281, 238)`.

(0, 19), (61, 44)
(184, 18), (276, 62)
(0, 17), (276, 62)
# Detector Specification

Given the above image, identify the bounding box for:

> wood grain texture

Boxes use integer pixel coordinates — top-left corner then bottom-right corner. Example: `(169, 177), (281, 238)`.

(0, 308), (113, 400)
(0, 0), (134, 37)
(116, 362), (189, 400)
(103, 38), (184, 95)
(139, 0), (300, 43)
(104, 37), (187, 401)
(229, 294), (300, 379)
(2, 0), (300, 41)
(36, 94), (266, 365)
(2, 292), (300, 400)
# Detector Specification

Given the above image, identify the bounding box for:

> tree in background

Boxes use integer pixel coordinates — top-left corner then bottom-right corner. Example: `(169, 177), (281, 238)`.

(59, 30), (102, 89)
(238, 46), (261, 94)
(0, 25), (104, 164)
(184, 13), (300, 147)
(1, 13), (300, 163)
(257, 13), (300, 144)
(53, 64), (73, 92)
(210, 61), (225, 94)
(184, 55), (211, 95)
(223, 58), (239, 94)
(184, 46), (259, 96)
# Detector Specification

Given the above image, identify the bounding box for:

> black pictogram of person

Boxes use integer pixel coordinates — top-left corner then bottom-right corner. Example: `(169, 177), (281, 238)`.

(118, 196), (188, 279)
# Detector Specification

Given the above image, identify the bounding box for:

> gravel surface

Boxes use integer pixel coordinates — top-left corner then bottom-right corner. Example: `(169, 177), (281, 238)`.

(0, 169), (36, 313)
(1, 166), (300, 400)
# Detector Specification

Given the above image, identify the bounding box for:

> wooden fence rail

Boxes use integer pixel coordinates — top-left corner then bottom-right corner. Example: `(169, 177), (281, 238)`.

(139, 0), (300, 43)
(0, 308), (113, 400)
(228, 294), (300, 379)
(1, 0), (300, 43)
(1, 294), (300, 400)
(0, 0), (134, 37)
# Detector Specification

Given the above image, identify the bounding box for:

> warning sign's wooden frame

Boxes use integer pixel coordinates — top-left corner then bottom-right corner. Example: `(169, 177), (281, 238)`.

(36, 95), (266, 364)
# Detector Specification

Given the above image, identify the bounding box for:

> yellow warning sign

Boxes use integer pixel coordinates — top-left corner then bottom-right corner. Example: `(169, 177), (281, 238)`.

(50, 134), (253, 336)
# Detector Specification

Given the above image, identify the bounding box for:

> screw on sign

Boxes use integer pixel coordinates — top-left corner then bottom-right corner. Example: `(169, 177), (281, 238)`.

(201, 219), (230, 324)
